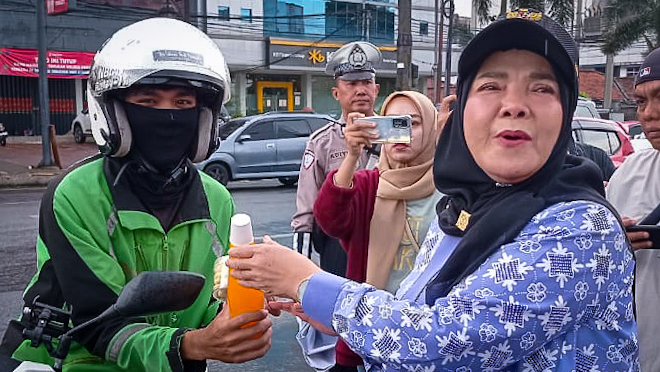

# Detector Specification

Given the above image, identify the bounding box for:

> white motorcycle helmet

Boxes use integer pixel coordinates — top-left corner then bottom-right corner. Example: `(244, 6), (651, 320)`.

(88, 18), (231, 162)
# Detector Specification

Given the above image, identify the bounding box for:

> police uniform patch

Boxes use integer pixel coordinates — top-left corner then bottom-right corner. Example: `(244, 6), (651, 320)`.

(303, 150), (315, 169)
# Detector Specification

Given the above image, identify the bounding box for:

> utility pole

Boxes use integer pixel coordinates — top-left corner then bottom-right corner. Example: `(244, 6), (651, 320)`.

(396, 0), (412, 91)
(196, 0), (207, 32)
(183, 0), (190, 22)
(575, 0), (583, 49)
(604, 53), (614, 110)
(37, 0), (53, 166)
(444, 0), (454, 97)
(433, 0), (443, 103)
(500, 0), (507, 16)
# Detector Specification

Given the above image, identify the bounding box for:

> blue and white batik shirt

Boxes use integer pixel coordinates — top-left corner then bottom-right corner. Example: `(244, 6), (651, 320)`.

(303, 200), (639, 371)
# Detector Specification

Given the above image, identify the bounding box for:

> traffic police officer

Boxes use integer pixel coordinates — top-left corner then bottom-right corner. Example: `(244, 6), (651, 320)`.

(291, 41), (381, 278)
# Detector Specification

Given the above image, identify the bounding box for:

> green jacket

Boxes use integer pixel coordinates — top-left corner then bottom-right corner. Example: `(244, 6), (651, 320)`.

(7, 156), (233, 371)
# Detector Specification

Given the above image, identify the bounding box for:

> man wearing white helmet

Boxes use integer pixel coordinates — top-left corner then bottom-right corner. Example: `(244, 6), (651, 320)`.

(0, 18), (271, 371)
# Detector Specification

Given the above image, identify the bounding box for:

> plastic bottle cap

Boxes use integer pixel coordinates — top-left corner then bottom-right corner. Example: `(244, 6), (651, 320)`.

(230, 213), (254, 246)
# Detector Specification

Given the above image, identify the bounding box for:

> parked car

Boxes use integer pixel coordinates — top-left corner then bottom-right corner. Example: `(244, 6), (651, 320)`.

(71, 109), (92, 143)
(574, 97), (601, 119)
(630, 131), (654, 152)
(196, 112), (332, 186)
(616, 121), (644, 139)
(572, 117), (634, 167)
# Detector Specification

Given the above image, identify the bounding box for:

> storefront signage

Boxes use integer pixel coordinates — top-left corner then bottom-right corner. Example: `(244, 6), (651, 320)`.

(0, 48), (94, 79)
(308, 49), (325, 65)
(268, 40), (397, 72)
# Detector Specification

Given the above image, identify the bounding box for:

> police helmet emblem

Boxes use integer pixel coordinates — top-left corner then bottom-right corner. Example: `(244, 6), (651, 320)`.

(348, 45), (367, 68)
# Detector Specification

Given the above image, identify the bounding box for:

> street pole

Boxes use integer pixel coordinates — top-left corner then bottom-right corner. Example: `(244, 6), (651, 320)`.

(444, 0), (454, 97)
(37, 0), (53, 166)
(396, 0), (412, 91)
(604, 53), (614, 111)
(575, 0), (583, 50)
(183, 0), (190, 23)
(197, 0), (207, 33)
(435, 0), (444, 102)
(433, 0), (440, 103)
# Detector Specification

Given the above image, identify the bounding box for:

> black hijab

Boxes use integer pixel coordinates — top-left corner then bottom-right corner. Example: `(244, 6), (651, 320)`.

(426, 10), (616, 301)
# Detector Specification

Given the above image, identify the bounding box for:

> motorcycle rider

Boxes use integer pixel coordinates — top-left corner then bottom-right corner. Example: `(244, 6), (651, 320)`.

(0, 18), (271, 371)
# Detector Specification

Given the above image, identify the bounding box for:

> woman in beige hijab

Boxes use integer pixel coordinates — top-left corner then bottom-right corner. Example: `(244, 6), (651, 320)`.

(310, 91), (445, 371)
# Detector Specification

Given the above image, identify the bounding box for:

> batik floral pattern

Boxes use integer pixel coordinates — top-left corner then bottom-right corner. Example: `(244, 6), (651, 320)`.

(325, 201), (638, 371)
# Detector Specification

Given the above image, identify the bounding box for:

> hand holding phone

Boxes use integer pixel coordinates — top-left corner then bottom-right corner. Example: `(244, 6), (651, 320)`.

(354, 115), (412, 144)
(625, 223), (660, 250)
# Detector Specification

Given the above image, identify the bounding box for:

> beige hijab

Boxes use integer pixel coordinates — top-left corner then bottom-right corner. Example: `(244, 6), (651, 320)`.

(366, 91), (438, 289)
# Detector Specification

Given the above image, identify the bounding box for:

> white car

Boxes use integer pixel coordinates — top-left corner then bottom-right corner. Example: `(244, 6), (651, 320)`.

(631, 132), (653, 152)
(71, 109), (92, 143)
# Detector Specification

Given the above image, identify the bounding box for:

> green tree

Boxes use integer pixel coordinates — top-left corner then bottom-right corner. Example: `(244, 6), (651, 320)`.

(472, 0), (575, 28)
(601, 0), (660, 54)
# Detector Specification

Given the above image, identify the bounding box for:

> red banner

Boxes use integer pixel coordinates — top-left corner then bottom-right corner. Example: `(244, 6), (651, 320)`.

(0, 48), (94, 79)
(46, 0), (70, 14)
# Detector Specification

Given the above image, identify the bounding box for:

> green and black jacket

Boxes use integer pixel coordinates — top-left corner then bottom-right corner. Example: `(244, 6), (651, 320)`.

(3, 156), (233, 371)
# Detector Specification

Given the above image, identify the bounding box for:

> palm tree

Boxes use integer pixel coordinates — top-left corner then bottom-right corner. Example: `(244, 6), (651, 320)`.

(601, 0), (660, 55)
(472, 0), (574, 28)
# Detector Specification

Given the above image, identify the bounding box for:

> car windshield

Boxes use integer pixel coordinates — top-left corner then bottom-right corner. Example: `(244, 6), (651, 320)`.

(219, 118), (249, 140)
(574, 105), (594, 118)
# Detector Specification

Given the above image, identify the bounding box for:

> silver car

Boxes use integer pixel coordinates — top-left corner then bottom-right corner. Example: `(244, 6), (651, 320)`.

(196, 112), (332, 186)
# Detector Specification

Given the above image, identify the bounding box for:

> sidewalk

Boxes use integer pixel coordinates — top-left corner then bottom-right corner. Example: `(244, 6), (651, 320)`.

(0, 135), (99, 188)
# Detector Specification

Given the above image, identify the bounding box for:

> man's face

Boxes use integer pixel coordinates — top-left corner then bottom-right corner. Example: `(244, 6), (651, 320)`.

(332, 78), (380, 116)
(634, 80), (660, 150)
(124, 86), (197, 110)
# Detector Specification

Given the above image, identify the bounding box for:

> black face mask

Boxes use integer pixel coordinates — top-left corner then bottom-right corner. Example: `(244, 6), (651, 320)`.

(123, 102), (199, 174)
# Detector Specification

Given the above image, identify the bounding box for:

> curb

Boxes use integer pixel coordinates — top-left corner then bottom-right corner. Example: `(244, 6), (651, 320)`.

(0, 169), (62, 188)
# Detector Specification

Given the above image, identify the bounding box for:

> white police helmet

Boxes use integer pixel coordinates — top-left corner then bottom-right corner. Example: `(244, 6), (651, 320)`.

(88, 17), (231, 161)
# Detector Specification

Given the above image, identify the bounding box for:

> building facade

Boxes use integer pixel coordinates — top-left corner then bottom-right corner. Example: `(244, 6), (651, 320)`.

(206, 0), (460, 117)
(0, 0), (461, 134)
(0, 1), (160, 135)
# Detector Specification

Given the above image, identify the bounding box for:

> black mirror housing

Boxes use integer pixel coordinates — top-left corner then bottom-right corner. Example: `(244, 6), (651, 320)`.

(114, 271), (205, 317)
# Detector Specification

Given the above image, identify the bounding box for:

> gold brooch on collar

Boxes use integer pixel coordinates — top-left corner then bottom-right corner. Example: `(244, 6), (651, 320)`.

(456, 210), (471, 231)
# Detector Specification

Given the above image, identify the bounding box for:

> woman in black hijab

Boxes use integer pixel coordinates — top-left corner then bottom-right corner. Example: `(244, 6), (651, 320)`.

(228, 9), (639, 371)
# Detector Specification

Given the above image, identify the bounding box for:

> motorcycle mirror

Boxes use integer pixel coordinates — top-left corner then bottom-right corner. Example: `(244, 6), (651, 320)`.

(39, 271), (205, 372)
(113, 271), (205, 317)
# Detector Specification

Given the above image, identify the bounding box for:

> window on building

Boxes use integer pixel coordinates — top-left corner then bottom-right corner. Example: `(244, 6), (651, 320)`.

(287, 3), (304, 34)
(325, 1), (364, 41)
(419, 21), (428, 36)
(367, 5), (395, 44)
(626, 66), (639, 77)
(241, 8), (252, 22)
(218, 6), (230, 21)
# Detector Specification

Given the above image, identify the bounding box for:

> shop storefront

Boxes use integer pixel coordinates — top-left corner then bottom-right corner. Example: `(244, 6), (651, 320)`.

(0, 48), (93, 135)
(225, 39), (398, 118)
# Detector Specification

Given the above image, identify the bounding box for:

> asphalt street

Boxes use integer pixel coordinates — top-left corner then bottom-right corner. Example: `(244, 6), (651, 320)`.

(0, 179), (317, 371)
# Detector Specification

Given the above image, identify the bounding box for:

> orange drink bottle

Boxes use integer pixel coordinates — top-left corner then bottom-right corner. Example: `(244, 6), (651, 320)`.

(227, 213), (265, 322)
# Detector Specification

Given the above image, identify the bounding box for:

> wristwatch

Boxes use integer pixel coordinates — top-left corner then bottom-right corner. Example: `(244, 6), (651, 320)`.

(296, 277), (310, 303)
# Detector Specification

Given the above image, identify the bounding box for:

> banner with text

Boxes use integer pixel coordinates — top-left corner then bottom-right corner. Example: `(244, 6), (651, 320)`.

(0, 48), (94, 79)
